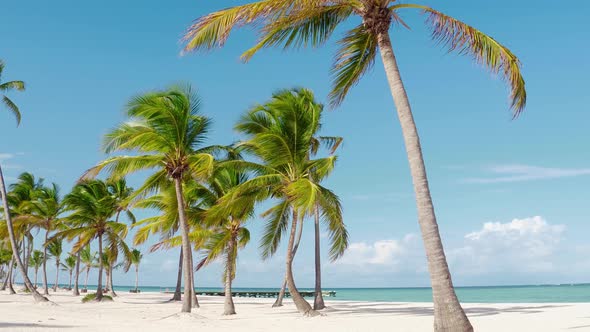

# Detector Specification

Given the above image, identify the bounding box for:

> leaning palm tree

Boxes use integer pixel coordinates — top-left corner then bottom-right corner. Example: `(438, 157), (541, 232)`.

(0, 167), (47, 301)
(83, 84), (216, 313)
(61, 254), (77, 290)
(183, 2), (528, 330)
(210, 89), (348, 316)
(129, 249), (142, 292)
(0, 60), (25, 125)
(54, 180), (130, 302)
(29, 250), (44, 287)
(46, 238), (63, 291)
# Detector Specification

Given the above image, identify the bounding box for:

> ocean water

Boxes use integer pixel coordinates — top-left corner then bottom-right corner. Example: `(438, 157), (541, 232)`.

(105, 284), (590, 303)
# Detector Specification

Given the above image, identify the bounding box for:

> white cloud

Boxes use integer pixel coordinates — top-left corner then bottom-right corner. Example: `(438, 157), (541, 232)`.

(464, 164), (590, 183)
(159, 259), (177, 272)
(449, 216), (565, 275)
(335, 234), (423, 270)
(0, 153), (15, 161)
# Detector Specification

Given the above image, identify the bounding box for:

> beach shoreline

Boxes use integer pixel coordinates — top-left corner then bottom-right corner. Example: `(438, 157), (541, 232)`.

(1, 290), (588, 331)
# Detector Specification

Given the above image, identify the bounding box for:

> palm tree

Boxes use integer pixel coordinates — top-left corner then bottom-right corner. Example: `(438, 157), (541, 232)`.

(55, 180), (130, 301)
(83, 84), (216, 313)
(0, 60), (25, 125)
(46, 238), (63, 291)
(80, 245), (97, 292)
(133, 185), (183, 301)
(196, 152), (255, 315)
(0, 167), (47, 301)
(130, 249), (142, 292)
(209, 89), (348, 316)
(61, 254), (76, 290)
(14, 182), (62, 295)
(183, 2), (528, 329)
(105, 179), (135, 297)
(29, 250), (44, 287)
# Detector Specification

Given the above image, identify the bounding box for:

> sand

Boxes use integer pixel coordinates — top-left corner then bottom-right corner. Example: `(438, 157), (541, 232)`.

(0, 289), (588, 331)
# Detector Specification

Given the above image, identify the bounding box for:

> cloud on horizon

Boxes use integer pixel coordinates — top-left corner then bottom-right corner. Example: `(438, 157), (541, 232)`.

(463, 164), (590, 183)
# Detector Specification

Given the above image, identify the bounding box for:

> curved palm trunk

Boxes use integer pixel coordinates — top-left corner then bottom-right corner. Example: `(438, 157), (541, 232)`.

(53, 259), (59, 291)
(0, 165), (48, 302)
(223, 237), (236, 315)
(313, 205), (325, 310)
(24, 233), (33, 291)
(7, 264), (16, 294)
(1, 256), (13, 291)
(189, 249), (199, 308)
(284, 210), (316, 316)
(174, 177), (193, 313)
(96, 233), (104, 301)
(109, 265), (117, 297)
(170, 248), (183, 301)
(42, 231), (49, 295)
(376, 31), (472, 332)
(73, 251), (80, 296)
(273, 215), (304, 307)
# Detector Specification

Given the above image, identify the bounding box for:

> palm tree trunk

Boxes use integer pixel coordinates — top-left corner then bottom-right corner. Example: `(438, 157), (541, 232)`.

(85, 267), (90, 291)
(284, 210), (316, 316)
(376, 31), (472, 332)
(53, 259), (59, 291)
(174, 177), (193, 313)
(313, 205), (325, 310)
(170, 248), (182, 301)
(96, 233), (104, 300)
(0, 165), (47, 302)
(135, 265), (139, 292)
(109, 264), (117, 297)
(273, 215), (304, 307)
(7, 263), (16, 294)
(1, 256), (14, 291)
(34, 268), (38, 287)
(73, 251), (80, 296)
(223, 237), (236, 315)
(42, 231), (49, 295)
(68, 271), (72, 289)
(189, 249), (199, 308)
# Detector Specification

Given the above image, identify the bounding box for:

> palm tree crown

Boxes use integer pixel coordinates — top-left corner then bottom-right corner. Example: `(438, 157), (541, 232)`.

(0, 60), (25, 125)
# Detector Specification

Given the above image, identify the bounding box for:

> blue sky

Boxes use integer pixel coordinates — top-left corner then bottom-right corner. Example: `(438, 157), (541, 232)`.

(1, 0), (590, 289)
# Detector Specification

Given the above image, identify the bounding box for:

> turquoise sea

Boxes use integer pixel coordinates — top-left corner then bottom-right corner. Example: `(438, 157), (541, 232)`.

(106, 284), (590, 303)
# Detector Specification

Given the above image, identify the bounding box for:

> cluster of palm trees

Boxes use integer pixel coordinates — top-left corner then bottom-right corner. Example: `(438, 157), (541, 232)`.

(0, 171), (142, 301)
(1, 0), (528, 329)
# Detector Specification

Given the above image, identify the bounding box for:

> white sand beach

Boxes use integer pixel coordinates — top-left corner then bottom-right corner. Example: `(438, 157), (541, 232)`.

(0, 290), (588, 331)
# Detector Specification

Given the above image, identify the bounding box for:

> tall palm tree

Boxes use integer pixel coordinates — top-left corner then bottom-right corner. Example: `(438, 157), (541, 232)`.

(130, 249), (142, 292)
(210, 89), (348, 316)
(80, 245), (97, 292)
(55, 180), (130, 301)
(183, 2), (528, 329)
(46, 238), (63, 291)
(0, 166), (47, 302)
(62, 254), (76, 290)
(14, 182), (62, 295)
(83, 84), (216, 313)
(0, 60), (25, 125)
(29, 250), (44, 287)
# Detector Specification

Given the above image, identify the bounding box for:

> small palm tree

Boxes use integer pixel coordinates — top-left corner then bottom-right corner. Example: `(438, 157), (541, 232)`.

(80, 245), (97, 292)
(130, 249), (142, 292)
(183, 2), (529, 329)
(55, 180), (130, 301)
(84, 84), (216, 313)
(0, 60), (25, 125)
(29, 250), (44, 287)
(61, 254), (77, 290)
(46, 239), (63, 291)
